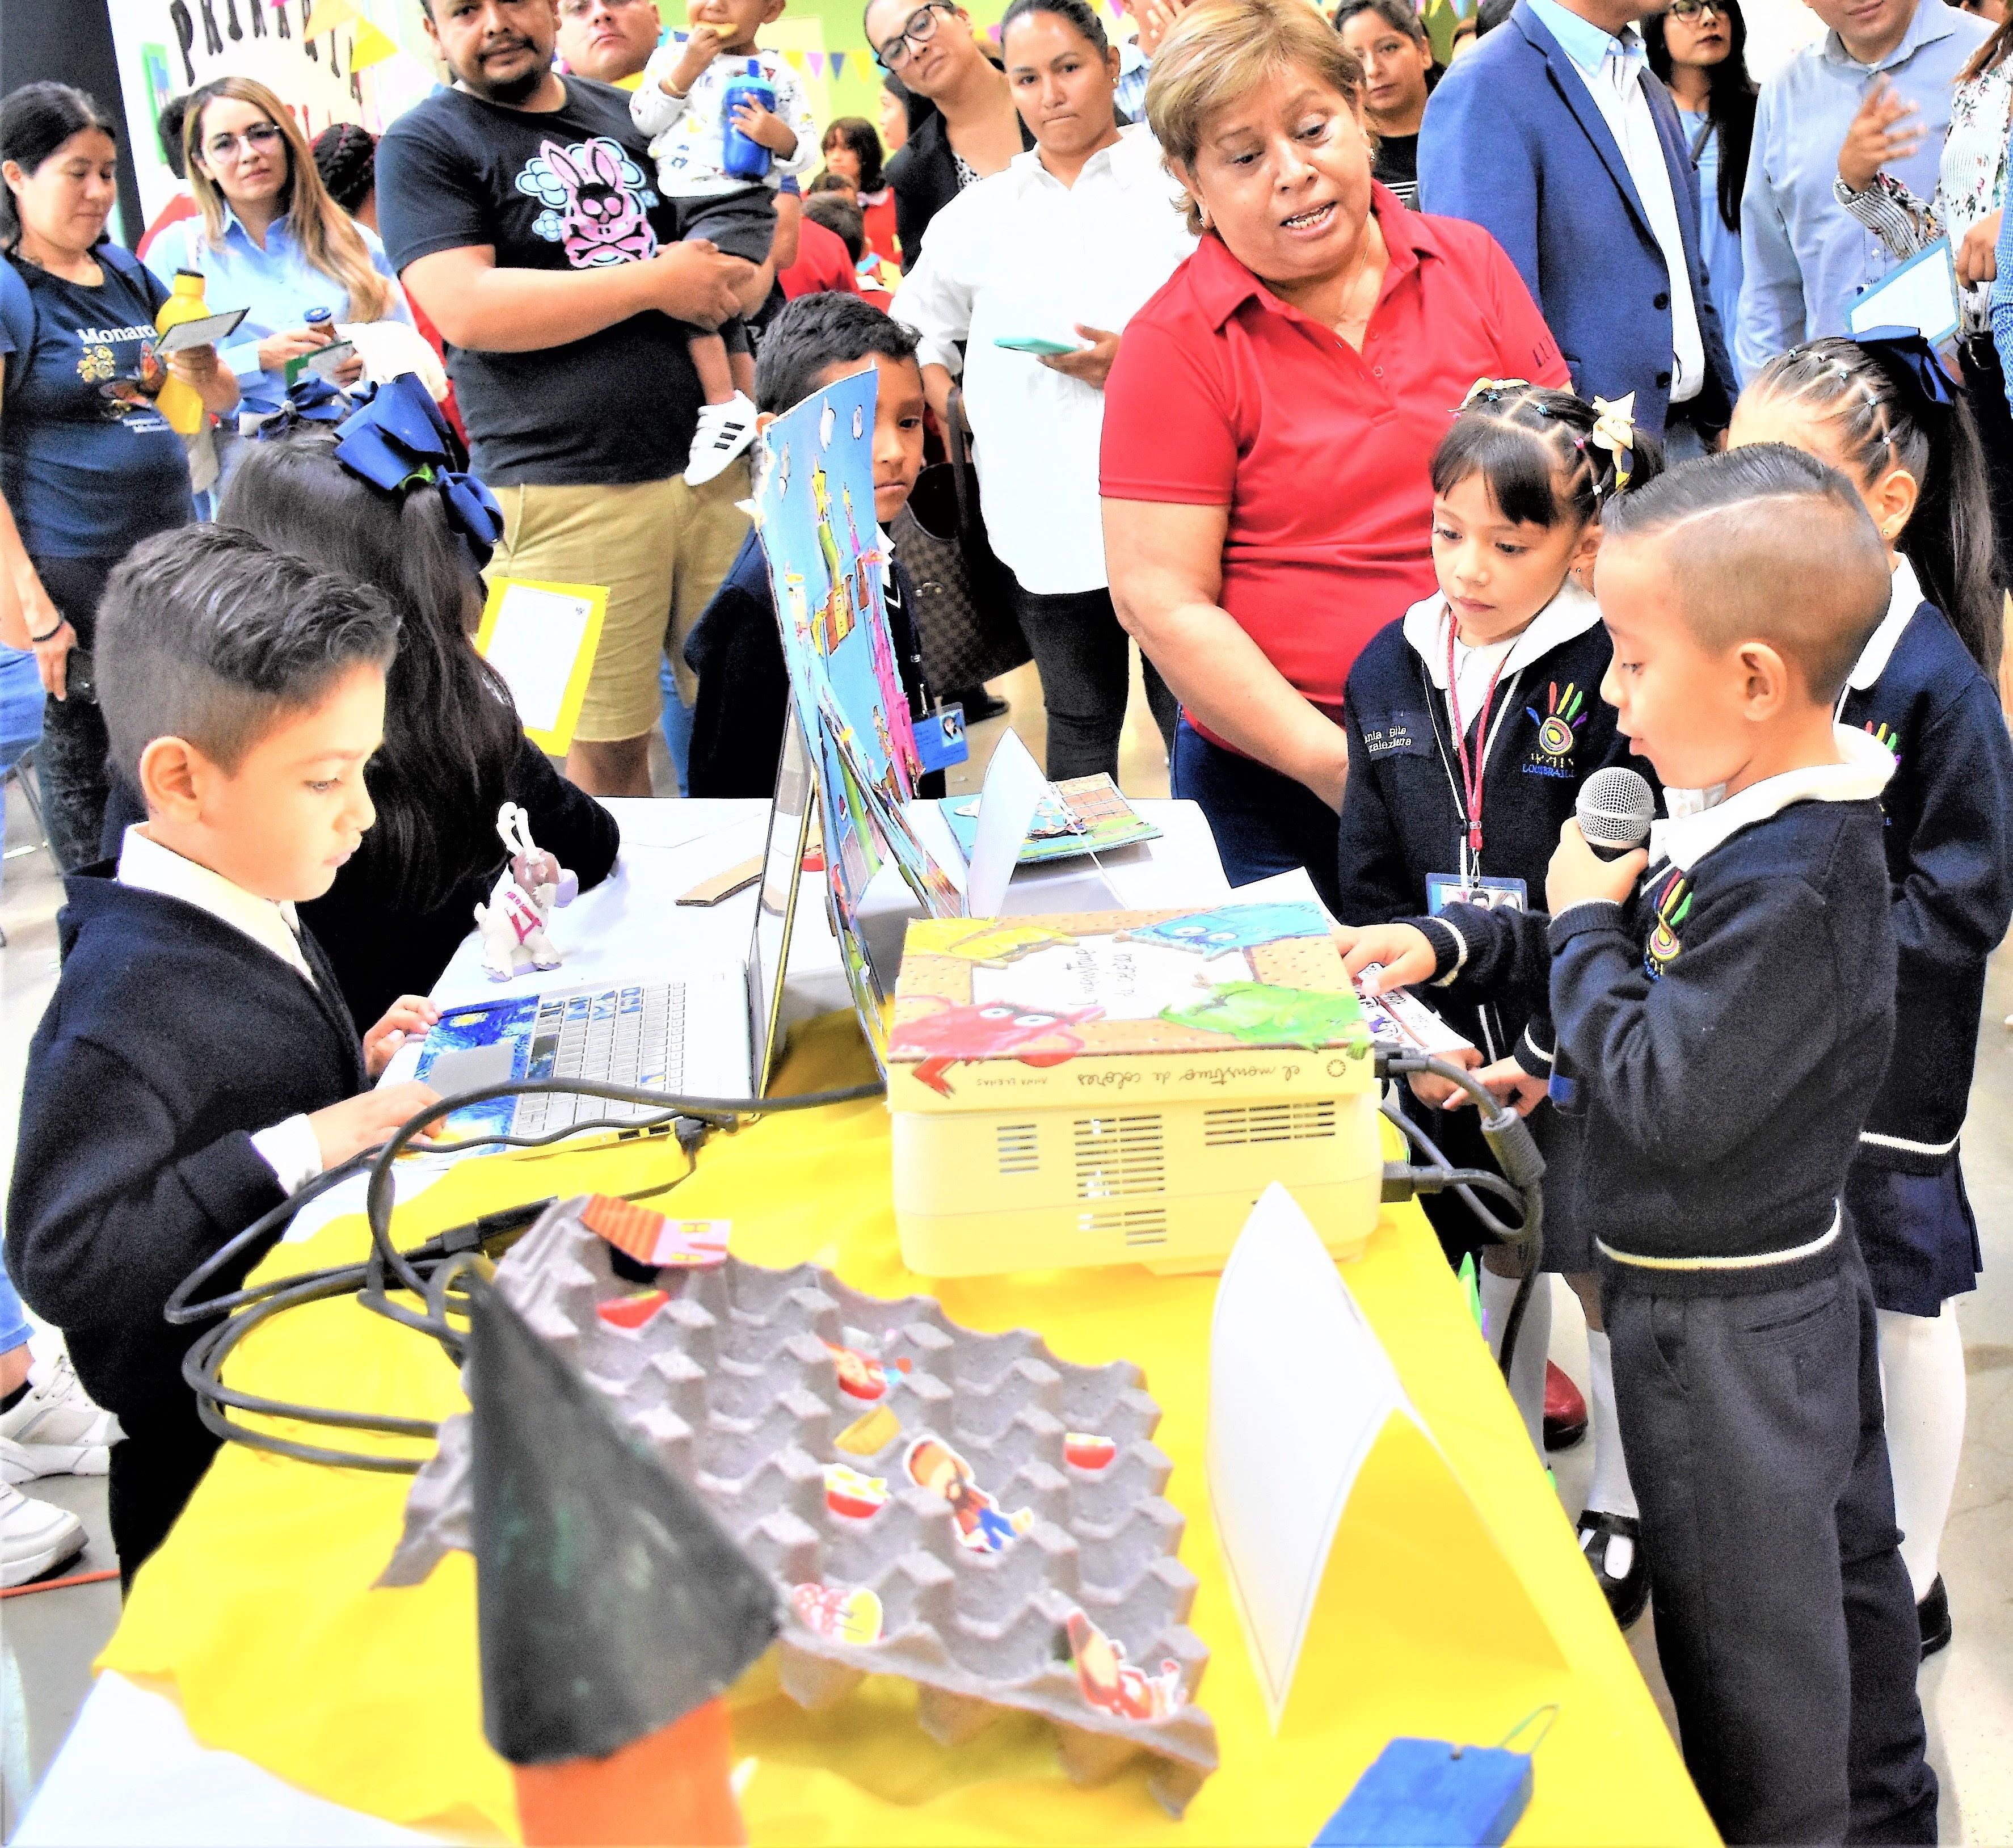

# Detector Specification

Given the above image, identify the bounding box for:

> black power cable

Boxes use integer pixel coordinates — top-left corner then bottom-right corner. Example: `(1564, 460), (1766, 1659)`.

(171, 1050), (1547, 1470)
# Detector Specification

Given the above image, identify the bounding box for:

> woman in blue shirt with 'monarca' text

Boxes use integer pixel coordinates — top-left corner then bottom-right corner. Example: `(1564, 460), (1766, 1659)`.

(0, 82), (238, 870)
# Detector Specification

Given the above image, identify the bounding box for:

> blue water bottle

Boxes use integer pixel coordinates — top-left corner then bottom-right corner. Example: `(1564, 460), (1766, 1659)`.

(721, 58), (776, 180)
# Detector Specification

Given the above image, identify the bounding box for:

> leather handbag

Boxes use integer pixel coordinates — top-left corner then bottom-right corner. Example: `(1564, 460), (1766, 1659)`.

(894, 386), (1031, 693)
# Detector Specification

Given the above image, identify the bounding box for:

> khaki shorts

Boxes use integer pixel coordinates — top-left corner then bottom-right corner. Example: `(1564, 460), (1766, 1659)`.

(485, 464), (751, 744)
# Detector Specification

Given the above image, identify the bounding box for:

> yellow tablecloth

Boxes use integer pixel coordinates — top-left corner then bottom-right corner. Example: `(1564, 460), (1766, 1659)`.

(100, 1014), (1715, 1846)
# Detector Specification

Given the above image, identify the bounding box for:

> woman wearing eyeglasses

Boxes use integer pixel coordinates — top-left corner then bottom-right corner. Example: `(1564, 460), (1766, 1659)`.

(867, 0), (1034, 268)
(145, 77), (411, 433)
(1644, 0), (1754, 376)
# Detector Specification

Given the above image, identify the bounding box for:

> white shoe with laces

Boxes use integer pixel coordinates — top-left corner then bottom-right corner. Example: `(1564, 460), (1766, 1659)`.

(0, 1482), (86, 1587)
(0, 1352), (121, 1483)
(683, 392), (759, 486)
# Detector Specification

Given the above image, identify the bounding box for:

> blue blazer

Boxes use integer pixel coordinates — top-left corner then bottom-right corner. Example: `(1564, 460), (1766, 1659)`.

(1418, 0), (1736, 437)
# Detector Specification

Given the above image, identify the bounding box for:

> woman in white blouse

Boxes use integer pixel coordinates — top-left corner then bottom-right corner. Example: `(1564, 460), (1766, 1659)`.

(892, 0), (1196, 781)
(1835, 18), (2013, 576)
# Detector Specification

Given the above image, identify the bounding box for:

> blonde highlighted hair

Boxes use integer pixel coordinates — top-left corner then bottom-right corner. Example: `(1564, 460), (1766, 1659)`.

(184, 77), (394, 322)
(1146, 0), (1364, 234)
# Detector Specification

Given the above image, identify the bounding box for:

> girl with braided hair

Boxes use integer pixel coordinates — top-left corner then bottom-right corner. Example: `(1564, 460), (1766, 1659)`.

(1334, 380), (1666, 1630)
(1730, 332), (2013, 1657)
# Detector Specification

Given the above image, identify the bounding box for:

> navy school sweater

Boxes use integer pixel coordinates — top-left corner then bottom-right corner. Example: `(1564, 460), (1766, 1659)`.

(6, 875), (368, 1432)
(1336, 587), (1653, 1073)
(1422, 731), (1898, 1290)
(1835, 586), (2013, 1173)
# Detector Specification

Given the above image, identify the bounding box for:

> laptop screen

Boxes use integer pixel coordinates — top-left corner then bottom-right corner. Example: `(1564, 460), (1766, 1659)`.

(747, 700), (814, 1096)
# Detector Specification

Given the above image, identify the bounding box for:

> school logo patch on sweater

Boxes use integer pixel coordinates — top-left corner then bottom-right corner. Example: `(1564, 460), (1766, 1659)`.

(1644, 870), (1690, 979)
(1522, 681), (1587, 778)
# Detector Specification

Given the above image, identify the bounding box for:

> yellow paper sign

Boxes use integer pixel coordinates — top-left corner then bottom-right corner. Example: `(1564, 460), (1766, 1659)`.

(474, 576), (607, 757)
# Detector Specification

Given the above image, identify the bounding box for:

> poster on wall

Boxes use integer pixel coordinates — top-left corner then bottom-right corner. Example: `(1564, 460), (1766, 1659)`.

(106, 0), (439, 230)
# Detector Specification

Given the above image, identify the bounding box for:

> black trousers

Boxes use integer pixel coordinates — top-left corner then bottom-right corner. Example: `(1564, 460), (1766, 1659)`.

(1958, 334), (2013, 588)
(108, 1407), (223, 1594)
(30, 554), (120, 874)
(1604, 1244), (1936, 1846)
(1011, 581), (1176, 781)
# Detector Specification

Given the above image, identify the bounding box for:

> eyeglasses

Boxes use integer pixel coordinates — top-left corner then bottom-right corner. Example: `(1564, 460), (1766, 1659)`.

(203, 121), (284, 163)
(874, 3), (955, 71)
(1665, 2), (1725, 21)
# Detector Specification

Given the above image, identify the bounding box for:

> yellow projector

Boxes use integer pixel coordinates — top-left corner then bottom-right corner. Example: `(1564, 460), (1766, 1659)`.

(887, 903), (1382, 1277)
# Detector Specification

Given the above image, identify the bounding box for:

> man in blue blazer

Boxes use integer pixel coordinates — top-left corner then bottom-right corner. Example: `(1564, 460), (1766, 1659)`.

(1418, 0), (1737, 447)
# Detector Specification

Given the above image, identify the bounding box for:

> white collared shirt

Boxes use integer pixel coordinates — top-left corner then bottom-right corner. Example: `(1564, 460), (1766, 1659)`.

(1526, 0), (1705, 406)
(1403, 577), (1604, 726)
(1839, 555), (1924, 708)
(891, 126), (1197, 593)
(117, 826), (325, 1192)
(1649, 723), (1896, 873)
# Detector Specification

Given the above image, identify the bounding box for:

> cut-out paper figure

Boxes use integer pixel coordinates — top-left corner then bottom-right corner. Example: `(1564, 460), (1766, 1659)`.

(1121, 903), (1329, 959)
(825, 1343), (887, 1400)
(904, 1436), (1034, 1554)
(833, 1404), (900, 1455)
(1063, 1432), (1117, 1471)
(580, 1197), (730, 1269)
(822, 1464), (889, 1519)
(791, 1582), (883, 1645)
(597, 1289), (671, 1333)
(1159, 980), (1364, 1050)
(1065, 1610), (1185, 1723)
(890, 999), (1103, 1097)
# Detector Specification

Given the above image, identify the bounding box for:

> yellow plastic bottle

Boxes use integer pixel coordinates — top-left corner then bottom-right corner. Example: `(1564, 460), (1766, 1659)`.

(153, 269), (211, 436)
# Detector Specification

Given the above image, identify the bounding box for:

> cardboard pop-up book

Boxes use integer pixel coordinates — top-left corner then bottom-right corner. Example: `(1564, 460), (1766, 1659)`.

(886, 901), (1384, 1277)
(384, 1195), (1220, 1816)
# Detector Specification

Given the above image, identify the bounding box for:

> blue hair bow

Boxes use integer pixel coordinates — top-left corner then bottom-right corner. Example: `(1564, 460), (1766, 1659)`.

(1852, 325), (1959, 416)
(332, 373), (504, 567)
(244, 374), (350, 440)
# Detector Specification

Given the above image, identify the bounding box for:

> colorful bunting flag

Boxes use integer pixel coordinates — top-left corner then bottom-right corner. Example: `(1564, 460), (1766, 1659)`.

(301, 0), (359, 37)
(808, 49), (825, 75)
(347, 17), (399, 69)
(829, 49), (847, 77)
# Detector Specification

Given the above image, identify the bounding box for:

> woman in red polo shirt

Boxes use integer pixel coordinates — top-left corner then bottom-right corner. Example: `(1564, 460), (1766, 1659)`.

(1101, 0), (1566, 906)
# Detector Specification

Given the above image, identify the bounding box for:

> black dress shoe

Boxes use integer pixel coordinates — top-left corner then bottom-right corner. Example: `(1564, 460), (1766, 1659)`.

(1578, 1509), (1650, 1629)
(949, 686), (1008, 723)
(1918, 1575), (1952, 1659)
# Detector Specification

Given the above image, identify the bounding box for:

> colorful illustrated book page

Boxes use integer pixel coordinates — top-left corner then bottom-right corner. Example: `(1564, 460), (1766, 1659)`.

(940, 774), (1163, 866)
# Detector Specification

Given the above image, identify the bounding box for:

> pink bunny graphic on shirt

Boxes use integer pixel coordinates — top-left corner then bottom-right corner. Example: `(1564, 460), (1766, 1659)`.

(515, 136), (660, 268)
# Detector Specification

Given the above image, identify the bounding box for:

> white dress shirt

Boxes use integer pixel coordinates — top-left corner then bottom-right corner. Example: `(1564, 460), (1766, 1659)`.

(116, 826), (325, 1193)
(891, 125), (1197, 594)
(1528, 0), (1705, 405)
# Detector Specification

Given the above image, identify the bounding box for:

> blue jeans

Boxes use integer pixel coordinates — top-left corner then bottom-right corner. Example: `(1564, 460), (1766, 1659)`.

(659, 656), (694, 797)
(1170, 718), (1343, 912)
(0, 1262), (32, 1357)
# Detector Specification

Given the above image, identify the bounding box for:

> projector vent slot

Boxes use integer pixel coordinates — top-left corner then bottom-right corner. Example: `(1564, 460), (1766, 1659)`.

(1078, 1205), (1169, 1248)
(1072, 1113), (1165, 1201)
(1203, 1100), (1338, 1147)
(995, 1122), (1040, 1176)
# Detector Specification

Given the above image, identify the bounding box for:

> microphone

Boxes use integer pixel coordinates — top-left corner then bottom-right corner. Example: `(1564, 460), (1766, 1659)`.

(1577, 767), (1656, 861)
(1549, 768), (1655, 1118)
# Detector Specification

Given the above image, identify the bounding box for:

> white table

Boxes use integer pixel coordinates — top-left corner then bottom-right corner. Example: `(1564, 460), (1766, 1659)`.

(15, 796), (1229, 1846)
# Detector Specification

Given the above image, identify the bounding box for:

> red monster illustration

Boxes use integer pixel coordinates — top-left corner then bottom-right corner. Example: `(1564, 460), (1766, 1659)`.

(890, 999), (1102, 1097)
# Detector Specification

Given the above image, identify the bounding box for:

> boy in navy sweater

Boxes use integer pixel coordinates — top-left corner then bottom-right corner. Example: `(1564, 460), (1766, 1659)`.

(1340, 447), (1936, 1845)
(7, 526), (441, 1588)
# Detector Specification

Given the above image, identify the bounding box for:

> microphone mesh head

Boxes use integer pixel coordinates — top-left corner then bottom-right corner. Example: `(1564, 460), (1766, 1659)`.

(1577, 767), (1656, 851)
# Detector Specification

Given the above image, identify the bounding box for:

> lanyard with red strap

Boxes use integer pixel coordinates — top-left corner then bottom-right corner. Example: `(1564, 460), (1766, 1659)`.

(1446, 615), (1513, 857)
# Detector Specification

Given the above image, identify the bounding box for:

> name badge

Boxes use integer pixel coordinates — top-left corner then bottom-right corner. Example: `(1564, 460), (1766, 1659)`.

(915, 702), (970, 773)
(1426, 873), (1530, 915)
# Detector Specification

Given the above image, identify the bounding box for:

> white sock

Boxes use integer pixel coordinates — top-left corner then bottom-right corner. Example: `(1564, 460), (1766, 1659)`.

(1584, 1329), (1639, 1525)
(1876, 1302), (1967, 1602)
(1480, 1265), (1551, 1454)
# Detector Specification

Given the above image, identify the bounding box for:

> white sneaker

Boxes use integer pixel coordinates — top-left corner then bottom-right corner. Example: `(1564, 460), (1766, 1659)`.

(683, 392), (759, 487)
(0, 1353), (121, 1483)
(0, 1482), (86, 1588)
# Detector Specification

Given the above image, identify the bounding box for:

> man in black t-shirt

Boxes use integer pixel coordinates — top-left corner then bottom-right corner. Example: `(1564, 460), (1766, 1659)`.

(378, 0), (761, 797)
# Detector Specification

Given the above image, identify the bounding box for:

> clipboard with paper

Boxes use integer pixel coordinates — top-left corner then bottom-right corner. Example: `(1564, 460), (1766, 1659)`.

(474, 578), (607, 757)
(1848, 238), (1961, 347)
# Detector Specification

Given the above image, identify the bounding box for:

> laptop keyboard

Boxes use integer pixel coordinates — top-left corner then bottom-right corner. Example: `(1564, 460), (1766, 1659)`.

(510, 983), (682, 1138)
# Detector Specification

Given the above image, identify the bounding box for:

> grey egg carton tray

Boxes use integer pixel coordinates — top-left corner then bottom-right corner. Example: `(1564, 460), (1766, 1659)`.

(381, 1196), (1219, 1815)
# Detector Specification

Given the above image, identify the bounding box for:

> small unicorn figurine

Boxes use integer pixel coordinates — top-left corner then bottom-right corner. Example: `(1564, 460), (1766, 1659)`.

(475, 802), (579, 980)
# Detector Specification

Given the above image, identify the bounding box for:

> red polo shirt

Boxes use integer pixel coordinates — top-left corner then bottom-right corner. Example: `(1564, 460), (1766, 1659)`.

(1101, 186), (1566, 748)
